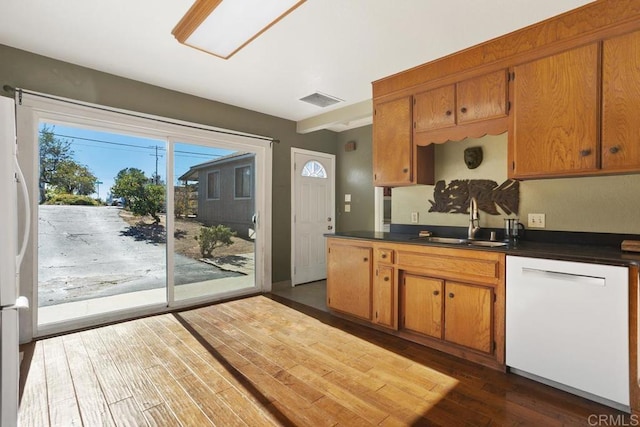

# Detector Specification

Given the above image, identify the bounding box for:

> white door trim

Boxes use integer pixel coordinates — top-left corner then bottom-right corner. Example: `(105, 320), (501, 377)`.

(374, 186), (384, 232)
(290, 148), (335, 286)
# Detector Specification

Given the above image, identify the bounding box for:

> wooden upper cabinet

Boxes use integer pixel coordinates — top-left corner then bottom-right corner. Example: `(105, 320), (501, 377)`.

(509, 43), (600, 178)
(414, 85), (456, 132)
(444, 282), (493, 353)
(457, 69), (508, 125)
(373, 96), (413, 186)
(373, 96), (435, 187)
(413, 70), (509, 142)
(602, 29), (640, 172)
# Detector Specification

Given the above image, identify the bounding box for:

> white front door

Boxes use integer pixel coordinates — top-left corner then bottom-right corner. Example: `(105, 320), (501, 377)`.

(291, 149), (335, 286)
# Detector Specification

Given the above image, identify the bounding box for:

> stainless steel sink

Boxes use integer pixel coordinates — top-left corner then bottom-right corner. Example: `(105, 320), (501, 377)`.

(411, 236), (507, 247)
(468, 240), (508, 247)
(424, 237), (469, 245)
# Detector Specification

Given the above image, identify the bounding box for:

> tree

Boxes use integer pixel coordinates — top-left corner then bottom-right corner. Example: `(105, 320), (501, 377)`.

(39, 125), (74, 202)
(111, 168), (165, 223)
(50, 160), (97, 195)
(40, 125), (73, 184)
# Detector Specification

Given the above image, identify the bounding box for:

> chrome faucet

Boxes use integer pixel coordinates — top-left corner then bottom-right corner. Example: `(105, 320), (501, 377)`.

(468, 196), (480, 239)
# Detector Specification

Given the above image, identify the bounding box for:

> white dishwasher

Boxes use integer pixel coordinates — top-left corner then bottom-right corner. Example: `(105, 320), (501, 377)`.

(506, 255), (629, 410)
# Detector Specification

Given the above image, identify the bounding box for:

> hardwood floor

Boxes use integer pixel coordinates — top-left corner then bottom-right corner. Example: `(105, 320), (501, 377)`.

(19, 295), (629, 426)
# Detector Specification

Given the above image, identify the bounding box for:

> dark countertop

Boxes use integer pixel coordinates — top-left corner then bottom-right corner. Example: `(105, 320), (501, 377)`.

(328, 230), (640, 267)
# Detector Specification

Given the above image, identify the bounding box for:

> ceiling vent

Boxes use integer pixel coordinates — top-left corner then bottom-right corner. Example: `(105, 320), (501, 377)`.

(299, 92), (343, 108)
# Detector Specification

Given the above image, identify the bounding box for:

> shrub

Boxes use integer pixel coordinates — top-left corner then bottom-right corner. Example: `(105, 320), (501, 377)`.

(195, 225), (236, 258)
(45, 193), (100, 206)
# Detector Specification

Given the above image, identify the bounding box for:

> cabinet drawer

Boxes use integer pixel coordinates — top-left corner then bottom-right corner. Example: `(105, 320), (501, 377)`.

(396, 250), (501, 284)
(375, 248), (394, 264)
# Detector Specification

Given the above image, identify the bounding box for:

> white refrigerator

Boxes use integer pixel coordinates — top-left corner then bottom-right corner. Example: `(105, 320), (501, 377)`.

(0, 96), (30, 426)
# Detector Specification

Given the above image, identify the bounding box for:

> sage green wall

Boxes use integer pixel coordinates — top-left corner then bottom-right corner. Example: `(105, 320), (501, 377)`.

(335, 126), (375, 231)
(392, 133), (640, 234)
(0, 44), (338, 282)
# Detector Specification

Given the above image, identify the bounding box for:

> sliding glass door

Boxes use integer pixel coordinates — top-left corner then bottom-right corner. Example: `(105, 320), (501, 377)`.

(16, 93), (271, 338)
(171, 142), (256, 303)
(37, 123), (168, 326)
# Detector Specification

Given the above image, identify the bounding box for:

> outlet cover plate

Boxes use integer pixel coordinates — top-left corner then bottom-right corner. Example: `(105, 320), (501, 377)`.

(528, 213), (546, 228)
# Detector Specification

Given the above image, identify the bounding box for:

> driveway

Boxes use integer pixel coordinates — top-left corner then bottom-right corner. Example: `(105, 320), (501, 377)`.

(38, 205), (240, 306)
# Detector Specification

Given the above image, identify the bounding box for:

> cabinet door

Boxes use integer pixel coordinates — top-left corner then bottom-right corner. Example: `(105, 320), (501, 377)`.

(510, 43), (599, 178)
(444, 282), (492, 353)
(602, 30), (640, 171)
(327, 243), (372, 320)
(373, 97), (413, 186)
(373, 266), (396, 329)
(457, 70), (508, 124)
(401, 274), (443, 339)
(414, 85), (456, 132)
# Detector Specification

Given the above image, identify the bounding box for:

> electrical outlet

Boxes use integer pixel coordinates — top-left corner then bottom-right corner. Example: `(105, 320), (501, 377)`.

(528, 213), (546, 228)
(411, 212), (419, 223)
(344, 204), (351, 213)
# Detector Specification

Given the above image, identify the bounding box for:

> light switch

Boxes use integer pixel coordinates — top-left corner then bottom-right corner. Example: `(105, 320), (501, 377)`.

(344, 204), (351, 213)
(344, 194), (351, 202)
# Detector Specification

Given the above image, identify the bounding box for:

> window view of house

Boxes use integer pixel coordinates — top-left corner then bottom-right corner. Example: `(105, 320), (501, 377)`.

(235, 164), (251, 198)
(206, 170), (220, 199)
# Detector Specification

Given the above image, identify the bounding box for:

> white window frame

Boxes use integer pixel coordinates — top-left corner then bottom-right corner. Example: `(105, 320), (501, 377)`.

(206, 170), (221, 200)
(234, 164), (252, 200)
(301, 160), (328, 178)
(15, 91), (272, 341)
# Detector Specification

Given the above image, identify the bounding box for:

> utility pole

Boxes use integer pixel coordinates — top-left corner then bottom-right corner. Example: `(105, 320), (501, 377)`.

(95, 180), (103, 199)
(149, 145), (163, 184)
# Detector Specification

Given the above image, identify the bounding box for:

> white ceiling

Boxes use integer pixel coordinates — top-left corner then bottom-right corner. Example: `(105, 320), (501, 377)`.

(0, 0), (594, 132)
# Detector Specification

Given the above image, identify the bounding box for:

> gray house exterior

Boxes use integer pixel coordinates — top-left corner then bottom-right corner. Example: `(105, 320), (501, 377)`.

(179, 152), (255, 238)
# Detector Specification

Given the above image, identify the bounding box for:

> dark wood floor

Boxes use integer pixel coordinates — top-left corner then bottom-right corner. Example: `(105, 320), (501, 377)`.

(19, 295), (630, 426)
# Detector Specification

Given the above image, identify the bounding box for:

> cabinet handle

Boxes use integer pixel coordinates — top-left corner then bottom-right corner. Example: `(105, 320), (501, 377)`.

(579, 149), (592, 157)
(363, 257), (368, 262)
(445, 110), (452, 116)
(433, 290), (439, 296)
(449, 292), (455, 298)
(384, 276), (390, 282)
(381, 253), (387, 259)
(609, 146), (621, 154)
(460, 107), (467, 113)
(402, 168), (409, 173)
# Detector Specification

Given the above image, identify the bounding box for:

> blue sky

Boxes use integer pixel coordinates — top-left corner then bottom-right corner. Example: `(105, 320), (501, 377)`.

(40, 122), (234, 201)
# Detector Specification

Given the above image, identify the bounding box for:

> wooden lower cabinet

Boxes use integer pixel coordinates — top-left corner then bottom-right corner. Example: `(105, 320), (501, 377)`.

(373, 265), (396, 329)
(401, 274), (443, 339)
(326, 238), (505, 370)
(401, 274), (493, 353)
(444, 281), (493, 353)
(326, 240), (372, 320)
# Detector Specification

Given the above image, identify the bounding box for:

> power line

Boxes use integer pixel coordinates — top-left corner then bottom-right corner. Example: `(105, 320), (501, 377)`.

(40, 131), (227, 158)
